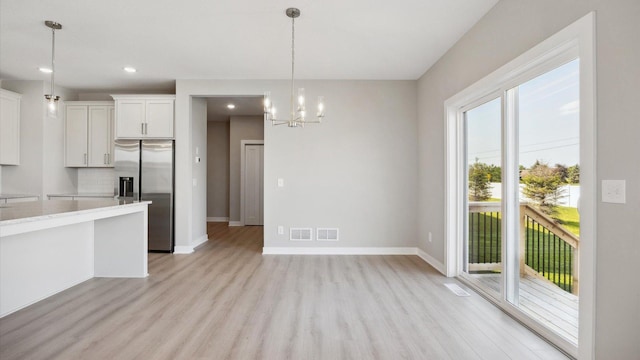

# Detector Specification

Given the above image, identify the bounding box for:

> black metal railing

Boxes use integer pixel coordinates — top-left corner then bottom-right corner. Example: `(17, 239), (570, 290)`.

(467, 202), (579, 294)
(468, 210), (501, 264)
(524, 214), (574, 293)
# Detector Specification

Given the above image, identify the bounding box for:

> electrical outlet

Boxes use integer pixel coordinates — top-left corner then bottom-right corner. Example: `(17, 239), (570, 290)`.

(277, 178), (284, 187)
(277, 226), (284, 235)
(428, 232), (432, 242)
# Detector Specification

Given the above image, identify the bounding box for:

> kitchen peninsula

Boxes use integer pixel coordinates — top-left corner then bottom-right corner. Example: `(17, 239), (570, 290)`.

(0, 199), (150, 317)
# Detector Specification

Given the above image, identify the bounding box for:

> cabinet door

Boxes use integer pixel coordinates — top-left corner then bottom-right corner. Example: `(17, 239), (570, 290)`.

(106, 106), (115, 166)
(145, 100), (174, 138)
(88, 106), (110, 167)
(0, 91), (20, 165)
(65, 106), (89, 167)
(115, 100), (145, 138)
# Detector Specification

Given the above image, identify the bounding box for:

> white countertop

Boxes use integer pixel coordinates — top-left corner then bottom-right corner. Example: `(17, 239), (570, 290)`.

(0, 194), (39, 200)
(47, 193), (116, 198)
(0, 199), (151, 225)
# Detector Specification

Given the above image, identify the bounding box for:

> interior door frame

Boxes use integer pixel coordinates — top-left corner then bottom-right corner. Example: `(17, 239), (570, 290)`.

(239, 140), (264, 226)
(444, 13), (595, 358)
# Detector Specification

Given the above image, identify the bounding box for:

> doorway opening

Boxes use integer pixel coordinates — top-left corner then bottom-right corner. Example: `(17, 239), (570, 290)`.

(203, 96), (264, 231)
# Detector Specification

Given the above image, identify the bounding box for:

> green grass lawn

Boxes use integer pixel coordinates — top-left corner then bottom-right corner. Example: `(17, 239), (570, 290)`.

(554, 205), (580, 236)
(468, 203), (579, 292)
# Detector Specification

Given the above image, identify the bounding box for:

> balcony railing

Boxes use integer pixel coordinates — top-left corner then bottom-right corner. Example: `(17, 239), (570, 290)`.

(468, 202), (579, 294)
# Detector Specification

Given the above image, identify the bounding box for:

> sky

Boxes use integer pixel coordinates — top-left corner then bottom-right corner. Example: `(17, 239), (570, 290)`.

(466, 59), (580, 168)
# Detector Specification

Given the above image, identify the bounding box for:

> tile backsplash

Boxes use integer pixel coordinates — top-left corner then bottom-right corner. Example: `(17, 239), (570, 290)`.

(78, 168), (115, 194)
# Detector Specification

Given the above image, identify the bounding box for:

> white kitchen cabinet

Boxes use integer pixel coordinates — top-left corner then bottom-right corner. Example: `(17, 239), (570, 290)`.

(112, 95), (175, 139)
(0, 89), (21, 165)
(65, 102), (114, 167)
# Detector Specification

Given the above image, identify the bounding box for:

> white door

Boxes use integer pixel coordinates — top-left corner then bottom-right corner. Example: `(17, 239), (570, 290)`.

(244, 144), (264, 226)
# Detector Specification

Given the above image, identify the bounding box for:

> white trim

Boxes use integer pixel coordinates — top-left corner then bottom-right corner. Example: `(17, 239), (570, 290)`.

(192, 234), (208, 249)
(207, 217), (229, 222)
(173, 246), (194, 254)
(228, 221), (243, 227)
(443, 13), (595, 359)
(416, 248), (446, 275)
(262, 247), (417, 255)
(239, 140), (264, 227)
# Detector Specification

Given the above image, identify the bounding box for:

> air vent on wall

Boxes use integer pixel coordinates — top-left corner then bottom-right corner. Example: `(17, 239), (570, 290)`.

(290, 228), (313, 241)
(317, 228), (339, 241)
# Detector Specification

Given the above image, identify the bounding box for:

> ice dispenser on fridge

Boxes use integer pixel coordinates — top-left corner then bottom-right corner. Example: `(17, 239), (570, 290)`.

(119, 177), (134, 198)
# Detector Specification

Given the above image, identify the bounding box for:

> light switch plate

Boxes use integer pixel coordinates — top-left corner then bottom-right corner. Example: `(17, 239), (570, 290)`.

(602, 180), (625, 203)
(277, 226), (284, 235)
(277, 178), (284, 187)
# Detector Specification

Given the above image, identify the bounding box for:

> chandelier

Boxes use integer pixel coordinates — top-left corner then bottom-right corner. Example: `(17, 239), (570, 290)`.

(44, 20), (62, 118)
(264, 8), (325, 127)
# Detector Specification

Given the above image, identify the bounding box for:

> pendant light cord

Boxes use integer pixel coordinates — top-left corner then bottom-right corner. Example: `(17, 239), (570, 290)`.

(290, 16), (295, 119)
(50, 26), (56, 98)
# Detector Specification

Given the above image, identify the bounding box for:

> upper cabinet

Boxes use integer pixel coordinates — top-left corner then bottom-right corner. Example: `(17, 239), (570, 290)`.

(65, 101), (114, 167)
(0, 89), (21, 165)
(112, 95), (175, 139)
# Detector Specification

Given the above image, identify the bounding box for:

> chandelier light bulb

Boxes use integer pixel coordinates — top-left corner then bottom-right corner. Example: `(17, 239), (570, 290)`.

(47, 97), (58, 118)
(297, 88), (305, 108)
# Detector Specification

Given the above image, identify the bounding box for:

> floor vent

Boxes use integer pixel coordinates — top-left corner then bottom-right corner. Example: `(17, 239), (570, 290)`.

(444, 283), (471, 297)
(317, 228), (339, 241)
(290, 228), (313, 241)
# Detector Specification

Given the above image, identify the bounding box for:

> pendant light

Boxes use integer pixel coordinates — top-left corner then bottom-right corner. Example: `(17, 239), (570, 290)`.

(44, 20), (62, 118)
(264, 8), (325, 127)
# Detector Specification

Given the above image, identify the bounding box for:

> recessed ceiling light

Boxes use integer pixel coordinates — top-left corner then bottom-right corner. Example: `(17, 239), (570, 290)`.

(123, 67), (137, 73)
(38, 67), (53, 73)
(227, 104), (236, 109)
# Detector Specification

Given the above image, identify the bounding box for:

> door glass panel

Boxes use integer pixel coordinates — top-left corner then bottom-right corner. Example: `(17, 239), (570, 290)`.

(516, 59), (580, 345)
(464, 97), (502, 299)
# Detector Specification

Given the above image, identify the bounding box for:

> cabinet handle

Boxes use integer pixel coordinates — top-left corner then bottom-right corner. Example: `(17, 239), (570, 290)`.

(84, 153), (87, 165)
(141, 123), (144, 134)
(144, 123), (148, 135)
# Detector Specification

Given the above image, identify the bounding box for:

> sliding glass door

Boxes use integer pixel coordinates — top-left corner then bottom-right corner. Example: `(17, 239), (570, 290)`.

(461, 59), (581, 346)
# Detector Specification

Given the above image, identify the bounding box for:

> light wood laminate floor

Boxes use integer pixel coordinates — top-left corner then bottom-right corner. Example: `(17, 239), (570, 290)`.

(0, 223), (569, 359)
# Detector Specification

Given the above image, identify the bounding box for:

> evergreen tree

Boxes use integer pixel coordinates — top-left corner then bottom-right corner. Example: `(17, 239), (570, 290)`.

(566, 164), (580, 184)
(521, 160), (565, 215)
(468, 160), (492, 201)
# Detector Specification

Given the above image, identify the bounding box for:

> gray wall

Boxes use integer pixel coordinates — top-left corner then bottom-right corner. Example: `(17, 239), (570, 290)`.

(416, 0), (640, 358)
(175, 80), (418, 250)
(206, 121), (230, 219)
(229, 116), (263, 223)
(0, 80), (77, 197)
(191, 98), (208, 243)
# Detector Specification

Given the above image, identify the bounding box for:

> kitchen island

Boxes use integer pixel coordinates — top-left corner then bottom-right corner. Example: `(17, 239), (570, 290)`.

(0, 199), (150, 317)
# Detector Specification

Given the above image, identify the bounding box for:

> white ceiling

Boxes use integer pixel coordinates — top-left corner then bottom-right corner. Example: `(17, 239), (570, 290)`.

(0, 0), (498, 92)
(204, 96), (264, 121)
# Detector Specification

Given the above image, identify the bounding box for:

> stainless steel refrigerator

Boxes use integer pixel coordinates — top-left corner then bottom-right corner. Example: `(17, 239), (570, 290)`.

(114, 140), (174, 252)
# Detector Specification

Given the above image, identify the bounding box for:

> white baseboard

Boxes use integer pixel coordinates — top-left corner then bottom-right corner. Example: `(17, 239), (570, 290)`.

(416, 248), (446, 275)
(262, 247), (417, 255)
(207, 217), (229, 222)
(228, 221), (243, 227)
(173, 246), (194, 254)
(174, 234), (209, 254)
(192, 234), (208, 249)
